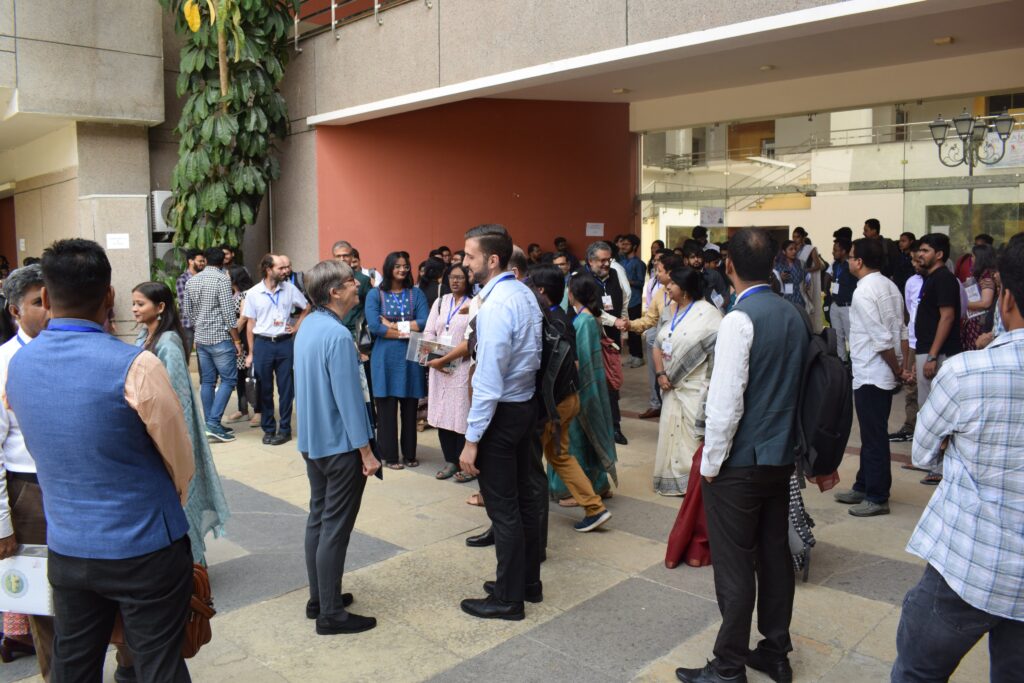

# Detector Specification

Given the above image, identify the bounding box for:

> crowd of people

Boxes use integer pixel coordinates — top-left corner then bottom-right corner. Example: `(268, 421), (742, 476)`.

(0, 216), (1018, 682)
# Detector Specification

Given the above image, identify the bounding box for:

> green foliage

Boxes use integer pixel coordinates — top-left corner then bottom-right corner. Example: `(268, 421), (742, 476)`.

(152, 246), (188, 294)
(158, 0), (299, 250)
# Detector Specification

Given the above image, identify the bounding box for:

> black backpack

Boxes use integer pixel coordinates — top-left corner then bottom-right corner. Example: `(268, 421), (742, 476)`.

(536, 313), (577, 443)
(793, 315), (853, 477)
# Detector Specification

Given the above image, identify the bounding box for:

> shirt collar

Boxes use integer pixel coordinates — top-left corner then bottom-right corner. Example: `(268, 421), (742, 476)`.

(988, 327), (1024, 350)
(479, 271), (515, 302)
(15, 328), (33, 345)
(48, 318), (105, 332)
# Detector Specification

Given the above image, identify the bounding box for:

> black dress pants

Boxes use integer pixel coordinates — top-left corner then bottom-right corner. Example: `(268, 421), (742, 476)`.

(853, 384), (894, 504)
(437, 428), (465, 465)
(303, 451), (367, 619)
(701, 465), (795, 677)
(49, 536), (193, 683)
(477, 401), (542, 602)
(375, 396), (418, 464)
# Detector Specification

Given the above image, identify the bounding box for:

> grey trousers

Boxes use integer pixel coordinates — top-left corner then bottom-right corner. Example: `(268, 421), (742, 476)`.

(915, 354), (947, 476)
(643, 328), (661, 409)
(303, 451), (367, 620)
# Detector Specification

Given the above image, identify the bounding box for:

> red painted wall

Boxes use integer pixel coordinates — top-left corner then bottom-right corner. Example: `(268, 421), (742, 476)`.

(316, 98), (636, 270)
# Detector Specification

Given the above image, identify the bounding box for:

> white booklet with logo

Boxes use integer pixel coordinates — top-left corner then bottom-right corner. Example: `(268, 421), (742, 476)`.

(0, 544), (52, 616)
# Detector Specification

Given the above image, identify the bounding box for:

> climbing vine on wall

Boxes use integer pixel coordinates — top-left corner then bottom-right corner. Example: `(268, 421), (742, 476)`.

(159, 0), (299, 249)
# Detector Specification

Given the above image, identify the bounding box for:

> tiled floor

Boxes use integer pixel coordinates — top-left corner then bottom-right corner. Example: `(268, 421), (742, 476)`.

(5, 364), (991, 682)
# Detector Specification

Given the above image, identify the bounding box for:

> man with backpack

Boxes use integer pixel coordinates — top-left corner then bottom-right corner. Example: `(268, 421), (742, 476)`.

(676, 229), (807, 683)
(530, 265), (612, 532)
(833, 238), (911, 518)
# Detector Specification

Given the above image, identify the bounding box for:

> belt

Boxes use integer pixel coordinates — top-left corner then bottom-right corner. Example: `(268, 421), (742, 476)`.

(255, 333), (293, 343)
(833, 302), (850, 307)
(7, 471), (38, 484)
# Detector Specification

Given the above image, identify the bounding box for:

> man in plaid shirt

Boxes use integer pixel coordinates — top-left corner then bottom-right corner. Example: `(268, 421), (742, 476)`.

(182, 246), (243, 442)
(175, 248), (206, 357)
(892, 233), (1024, 681)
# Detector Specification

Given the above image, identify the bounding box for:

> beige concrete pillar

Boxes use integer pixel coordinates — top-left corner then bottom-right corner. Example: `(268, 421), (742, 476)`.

(75, 122), (152, 338)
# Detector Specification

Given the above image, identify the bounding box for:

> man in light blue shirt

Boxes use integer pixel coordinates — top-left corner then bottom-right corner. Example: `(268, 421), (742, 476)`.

(293, 260), (380, 636)
(458, 224), (543, 621)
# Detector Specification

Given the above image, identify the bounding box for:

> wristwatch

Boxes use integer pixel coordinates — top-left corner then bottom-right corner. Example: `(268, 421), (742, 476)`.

(926, 355), (938, 363)
(655, 371), (667, 378)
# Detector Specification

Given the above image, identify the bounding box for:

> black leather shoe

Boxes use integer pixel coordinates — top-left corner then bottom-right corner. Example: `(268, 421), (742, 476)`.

(315, 612), (376, 635)
(306, 592), (354, 619)
(113, 665), (137, 683)
(483, 580), (543, 603)
(269, 433), (291, 446)
(675, 662), (747, 683)
(466, 527), (495, 547)
(614, 430), (628, 445)
(460, 595), (525, 621)
(262, 433), (274, 445)
(746, 649), (792, 683)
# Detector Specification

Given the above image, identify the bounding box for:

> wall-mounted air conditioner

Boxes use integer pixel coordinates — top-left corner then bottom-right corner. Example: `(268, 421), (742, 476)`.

(150, 191), (175, 239)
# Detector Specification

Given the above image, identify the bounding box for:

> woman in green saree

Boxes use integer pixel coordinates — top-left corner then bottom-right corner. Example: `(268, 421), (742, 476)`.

(131, 282), (231, 566)
(548, 273), (618, 502)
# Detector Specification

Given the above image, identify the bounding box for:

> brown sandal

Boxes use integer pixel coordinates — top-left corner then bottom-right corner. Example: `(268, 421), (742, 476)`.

(385, 462), (405, 471)
(466, 492), (485, 507)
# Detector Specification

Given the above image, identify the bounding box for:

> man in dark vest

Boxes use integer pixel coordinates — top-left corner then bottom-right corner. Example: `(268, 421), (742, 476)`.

(6, 239), (196, 682)
(676, 228), (808, 683)
(585, 241), (628, 445)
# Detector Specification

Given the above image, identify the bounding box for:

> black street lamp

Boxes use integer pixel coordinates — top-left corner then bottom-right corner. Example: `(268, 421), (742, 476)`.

(928, 109), (1017, 236)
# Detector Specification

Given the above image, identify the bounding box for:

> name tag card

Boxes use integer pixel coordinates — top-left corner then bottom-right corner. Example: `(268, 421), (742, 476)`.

(602, 295), (614, 311)
(0, 545), (52, 616)
(831, 282), (840, 295)
(783, 283), (794, 295)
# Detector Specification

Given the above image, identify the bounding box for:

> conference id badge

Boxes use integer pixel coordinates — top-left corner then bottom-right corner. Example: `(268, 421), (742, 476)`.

(602, 294), (613, 311)
(397, 321), (411, 335)
(783, 283), (794, 295)
(272, 317), (284, 328)
(439, 334), (453, 347)
(965, 283), (981, 303)
(661, 340), (673, 358)
(711, 291), (724, 309)
(831, 282), (840, 295)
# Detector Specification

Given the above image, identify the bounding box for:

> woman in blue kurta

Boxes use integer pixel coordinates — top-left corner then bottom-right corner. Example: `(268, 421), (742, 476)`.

(131, 282), (230, 566)
(364, 251), (429, 469)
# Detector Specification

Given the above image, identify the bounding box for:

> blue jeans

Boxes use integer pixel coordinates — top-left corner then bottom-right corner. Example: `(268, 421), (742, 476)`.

(892, 564), (1024, 682)
(197, 340), (238, 427)
(852, 384), (893, 503)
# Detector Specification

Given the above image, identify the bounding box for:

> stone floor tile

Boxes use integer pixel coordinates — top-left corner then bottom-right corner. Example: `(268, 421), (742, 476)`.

(354, 500), (484, 550)
(791, 584), (894, 650)
(205, 534), (251, 566)
(527, 554), (630, 612)
(526, 577), (721, 680)
(551, 489), (679, 543)
(818, 650), (895, 682)
(639, 561), (718, 602)
(819, 555), (924, 605)
(546, 520), (667, 574)
(427, 635), (619, 683)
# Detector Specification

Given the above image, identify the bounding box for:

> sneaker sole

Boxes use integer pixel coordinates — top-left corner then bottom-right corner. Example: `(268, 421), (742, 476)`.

(575, 511), (612, 533)
(848, 508), (890, 517)
(205, 431), (235, 443)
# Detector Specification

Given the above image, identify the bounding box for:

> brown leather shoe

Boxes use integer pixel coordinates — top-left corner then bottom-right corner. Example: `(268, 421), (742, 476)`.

(638, 408), (661, 420)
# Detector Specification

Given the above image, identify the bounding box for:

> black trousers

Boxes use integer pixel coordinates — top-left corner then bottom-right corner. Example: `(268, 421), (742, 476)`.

(627, 304), (642, 357)
(701, 465), (795, 677)
(375, 396), (418, 464)
(477, 401), (542, 602)
(608, 387), (621, 430)
(253, 335), (295, 435)
(437, 428), (465, 465)
(853, 384), (894, 503)
(49, 536), (193, 683)
(303, 451), (367, 620)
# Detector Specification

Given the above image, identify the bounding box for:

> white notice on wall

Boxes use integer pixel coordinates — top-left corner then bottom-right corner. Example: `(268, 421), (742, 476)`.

(106, 233), (130, 250)
(18, 239), (24, 252)
(930, 225), (950, 236)
(585, 222), (605, 237)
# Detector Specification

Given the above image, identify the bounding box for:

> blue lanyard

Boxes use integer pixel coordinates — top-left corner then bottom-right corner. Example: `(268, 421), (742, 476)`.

(586, 266), (608, 291)
(445, 296), (466, 329)
(548, 304), (560, 312)
(264, 287), (282, 309)
(48, 324), (103, 333)
(387, 291), (408, 318)
(736, 284), (771, 304)
(15, 334), (25, 347)
(670, 302), (694, 332)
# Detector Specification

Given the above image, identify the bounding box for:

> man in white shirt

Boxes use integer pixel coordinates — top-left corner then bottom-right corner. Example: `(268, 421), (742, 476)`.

(834, 238), (911, 518)
(0, 264), (54, 678)
(890, 241), (923, 443)
(244, 253), (310, 446)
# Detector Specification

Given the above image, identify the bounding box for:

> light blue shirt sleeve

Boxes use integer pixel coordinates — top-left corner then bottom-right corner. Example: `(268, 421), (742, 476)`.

(413, 288), (429, 329)
(365, 288), (388, 337)
(466, 301), (515, 443)
(327, 335), (372, 450)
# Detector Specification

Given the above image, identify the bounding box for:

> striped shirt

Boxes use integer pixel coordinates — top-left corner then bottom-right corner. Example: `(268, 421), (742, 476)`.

(182, 267), (237, 346)
(176, 270), (193, 328)
(907, 327), (1024, 620)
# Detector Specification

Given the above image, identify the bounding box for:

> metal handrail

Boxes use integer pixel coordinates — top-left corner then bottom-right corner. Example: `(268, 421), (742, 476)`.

(291, 0), (432, 49)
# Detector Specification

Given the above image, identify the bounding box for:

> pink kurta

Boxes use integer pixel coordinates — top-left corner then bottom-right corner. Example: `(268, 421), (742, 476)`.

(423, 293), (472, 434)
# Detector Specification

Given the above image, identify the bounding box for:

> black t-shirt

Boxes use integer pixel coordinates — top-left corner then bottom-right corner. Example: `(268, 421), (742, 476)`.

(544, 305), (580, 399)
(915, 267), (962, 356)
